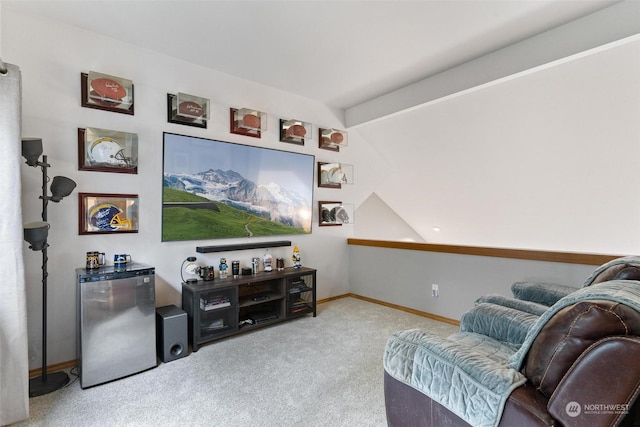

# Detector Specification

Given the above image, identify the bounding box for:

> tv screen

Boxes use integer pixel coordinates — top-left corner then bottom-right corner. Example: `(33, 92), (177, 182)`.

(162, 132), (315, 241)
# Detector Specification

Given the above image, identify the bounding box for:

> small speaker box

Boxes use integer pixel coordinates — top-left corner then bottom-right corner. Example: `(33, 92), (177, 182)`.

(156, 305), (188, 363)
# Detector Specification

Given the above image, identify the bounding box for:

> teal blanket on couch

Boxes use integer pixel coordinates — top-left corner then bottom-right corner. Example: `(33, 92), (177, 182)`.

(383, 280), (640, 427)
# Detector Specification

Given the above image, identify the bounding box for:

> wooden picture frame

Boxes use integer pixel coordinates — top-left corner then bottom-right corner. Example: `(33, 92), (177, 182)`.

(167, 93), (209, 128)
(79, 193), (139, 235)
(318, 162), (354, 188)
(81, 72), (134, 115)
(230, 108), (266, 138)
(78, 127), (138, 174)
(280, 119), (311, 145)
(318, 201), (351, 227)
(319, 128), (348, 151)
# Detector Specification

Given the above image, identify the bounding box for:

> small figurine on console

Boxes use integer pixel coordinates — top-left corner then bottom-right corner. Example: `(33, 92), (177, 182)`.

(219, 258), (229, 279)
(292, 246), (301, 269)
(263, 249), (273, 272)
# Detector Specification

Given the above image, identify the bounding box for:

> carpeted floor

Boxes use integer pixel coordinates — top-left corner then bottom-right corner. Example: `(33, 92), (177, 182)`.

(16, 297), (458, 427)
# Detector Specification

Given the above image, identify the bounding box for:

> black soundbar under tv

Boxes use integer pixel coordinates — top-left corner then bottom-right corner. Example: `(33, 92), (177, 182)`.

(196, 240), (292, 253)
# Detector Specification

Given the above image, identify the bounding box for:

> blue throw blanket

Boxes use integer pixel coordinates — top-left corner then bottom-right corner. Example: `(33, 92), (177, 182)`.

(384, 280), (640, 427)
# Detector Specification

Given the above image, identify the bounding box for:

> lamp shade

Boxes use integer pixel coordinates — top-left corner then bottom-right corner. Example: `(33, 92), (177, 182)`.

(23, 221), (49, 251)
(50, 176), (77, 201)
(21, 138), (43, 166)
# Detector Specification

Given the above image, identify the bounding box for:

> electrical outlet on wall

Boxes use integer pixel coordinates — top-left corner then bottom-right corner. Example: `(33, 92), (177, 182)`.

(431, 284), (439, 298)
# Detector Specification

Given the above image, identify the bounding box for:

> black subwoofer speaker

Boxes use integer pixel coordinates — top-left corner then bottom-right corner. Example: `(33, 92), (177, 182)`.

(156, 305), (188, 363)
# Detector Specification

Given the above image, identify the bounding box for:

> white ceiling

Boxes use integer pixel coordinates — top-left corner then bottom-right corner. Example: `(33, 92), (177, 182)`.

(2, 0), (620, 111)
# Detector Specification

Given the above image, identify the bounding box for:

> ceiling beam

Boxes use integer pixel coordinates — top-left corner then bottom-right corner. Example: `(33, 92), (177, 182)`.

(345, 1), (640, 128)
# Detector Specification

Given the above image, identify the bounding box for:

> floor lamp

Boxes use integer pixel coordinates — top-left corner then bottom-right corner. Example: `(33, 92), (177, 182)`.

(22, 138), (76, 397)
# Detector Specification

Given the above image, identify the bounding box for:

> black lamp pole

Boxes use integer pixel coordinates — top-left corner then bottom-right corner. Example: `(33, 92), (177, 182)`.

(22, 140), (75, 397)
(29, 155), (67, 397)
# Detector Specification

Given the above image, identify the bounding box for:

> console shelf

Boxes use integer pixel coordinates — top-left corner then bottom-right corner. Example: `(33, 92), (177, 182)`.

(182, 267), (316, 351)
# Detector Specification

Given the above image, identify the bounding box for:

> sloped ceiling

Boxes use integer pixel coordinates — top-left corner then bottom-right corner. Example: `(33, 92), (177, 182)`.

(1, 0), (619, 111)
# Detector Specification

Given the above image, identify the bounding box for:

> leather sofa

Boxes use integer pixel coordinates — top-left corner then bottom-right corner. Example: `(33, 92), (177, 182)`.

(383, 257), (640, 427)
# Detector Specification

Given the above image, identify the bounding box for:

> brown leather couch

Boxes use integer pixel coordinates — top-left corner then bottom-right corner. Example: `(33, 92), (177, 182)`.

(384, 262), (640, 426)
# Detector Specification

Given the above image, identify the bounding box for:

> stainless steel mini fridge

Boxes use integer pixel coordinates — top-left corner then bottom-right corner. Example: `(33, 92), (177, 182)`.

(76, 263), (157, 388)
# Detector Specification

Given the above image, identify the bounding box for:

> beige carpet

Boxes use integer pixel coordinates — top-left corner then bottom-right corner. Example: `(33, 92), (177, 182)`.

(16, 297), (458, 427)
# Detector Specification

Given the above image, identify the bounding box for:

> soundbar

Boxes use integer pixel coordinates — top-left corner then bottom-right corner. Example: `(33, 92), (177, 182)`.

(196, 240), (292, 253)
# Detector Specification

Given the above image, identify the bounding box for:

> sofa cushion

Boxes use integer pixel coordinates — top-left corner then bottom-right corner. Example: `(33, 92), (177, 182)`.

(583, 256), (640, 287)
(615, 266), (640, 281)
(460, 303), (539, 346)
(523, 299), (640, 397)
(476, 294), (549, 316)
(511, 282), (578, 306)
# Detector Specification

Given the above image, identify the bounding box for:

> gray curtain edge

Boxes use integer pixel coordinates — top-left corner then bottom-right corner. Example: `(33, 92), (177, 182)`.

(0, 63), (29, 425)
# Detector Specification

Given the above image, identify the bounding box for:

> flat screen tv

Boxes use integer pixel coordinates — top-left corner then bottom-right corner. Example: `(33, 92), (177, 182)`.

(162, 132), (315, 241)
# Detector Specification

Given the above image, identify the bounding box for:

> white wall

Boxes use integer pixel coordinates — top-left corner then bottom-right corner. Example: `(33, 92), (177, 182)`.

(355, 36), (640, 255)
(3, 9), (388, 368)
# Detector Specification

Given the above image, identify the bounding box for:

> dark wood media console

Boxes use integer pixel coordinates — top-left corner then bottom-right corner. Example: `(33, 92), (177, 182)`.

(182, 267), (316, 351)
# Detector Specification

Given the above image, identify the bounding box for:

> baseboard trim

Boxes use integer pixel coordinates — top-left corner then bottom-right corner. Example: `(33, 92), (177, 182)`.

(319, 293), (460, 326)
(317, 294), (352, 304)
(29, 359), (77, 378)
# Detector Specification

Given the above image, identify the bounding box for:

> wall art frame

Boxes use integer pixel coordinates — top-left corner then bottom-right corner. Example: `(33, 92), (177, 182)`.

(78, 127), (138, 174)
(280, 119), (311, 145)
(318, 201), (353, 227)
(230, 108), (266, 138)
(319, 128), (348, 151)
(317, 162), (354, 188)
(78, 192), (139, 235)
(81, 71), (134, 115)
(167, 93), (209, 128)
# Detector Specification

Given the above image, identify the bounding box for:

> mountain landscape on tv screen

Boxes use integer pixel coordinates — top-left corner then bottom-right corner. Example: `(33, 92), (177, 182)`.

(162, 168), (311, 241)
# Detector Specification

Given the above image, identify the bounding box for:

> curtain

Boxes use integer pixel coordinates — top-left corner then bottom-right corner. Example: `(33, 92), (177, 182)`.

(0, 63), (29, 424)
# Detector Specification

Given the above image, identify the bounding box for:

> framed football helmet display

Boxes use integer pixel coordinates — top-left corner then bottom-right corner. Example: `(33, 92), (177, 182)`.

(78, 127), (138, 174)
(318, 201), (354, 227)
(318, 162), (354, 188)
(79, 193), (139, 235)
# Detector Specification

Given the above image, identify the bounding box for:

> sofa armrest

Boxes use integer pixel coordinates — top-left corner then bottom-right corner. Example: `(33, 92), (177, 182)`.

(511, 281), (578, 306)
(548, 336), (640, 427)
(460, 303), (539, 346)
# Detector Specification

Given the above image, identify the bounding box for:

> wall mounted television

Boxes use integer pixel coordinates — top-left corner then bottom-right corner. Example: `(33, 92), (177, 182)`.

(162, 132), (315, 241)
